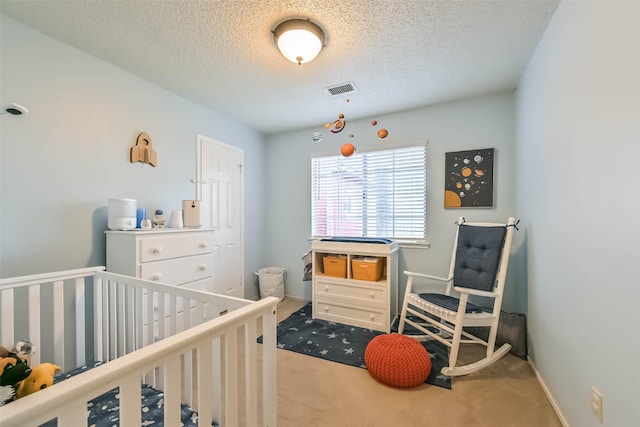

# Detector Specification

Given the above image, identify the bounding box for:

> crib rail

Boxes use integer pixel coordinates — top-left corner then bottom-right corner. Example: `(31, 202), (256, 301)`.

(0, 268), (279, 427)
(0, 266), (106, 367)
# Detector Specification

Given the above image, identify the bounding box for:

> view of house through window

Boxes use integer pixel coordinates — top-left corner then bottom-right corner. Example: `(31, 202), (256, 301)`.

(311, 145), (426, 240)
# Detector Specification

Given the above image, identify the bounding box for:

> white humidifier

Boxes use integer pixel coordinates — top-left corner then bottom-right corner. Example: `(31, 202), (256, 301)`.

(108, 198), (137, 230)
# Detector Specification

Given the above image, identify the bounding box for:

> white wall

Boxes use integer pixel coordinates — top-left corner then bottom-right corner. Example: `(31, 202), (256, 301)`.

(265, 92), (520, 310)
(517, 1), (640, 426)
(0, 15), (267, 299)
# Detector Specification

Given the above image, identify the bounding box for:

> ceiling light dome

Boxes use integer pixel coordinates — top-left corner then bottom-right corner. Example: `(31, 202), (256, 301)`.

(272, 18), (326, 65)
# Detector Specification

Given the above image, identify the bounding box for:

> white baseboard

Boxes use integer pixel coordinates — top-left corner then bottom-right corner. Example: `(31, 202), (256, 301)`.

(527, 356), (570, 427)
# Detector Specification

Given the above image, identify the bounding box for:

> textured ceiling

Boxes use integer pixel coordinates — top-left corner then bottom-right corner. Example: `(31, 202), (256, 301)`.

(1, 0), (559, 135)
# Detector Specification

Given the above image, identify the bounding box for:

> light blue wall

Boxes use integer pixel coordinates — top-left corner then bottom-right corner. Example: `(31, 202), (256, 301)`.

(0, 15), (267, 299)
(264, 92), (520, 310)
(516, 2), (640, 426)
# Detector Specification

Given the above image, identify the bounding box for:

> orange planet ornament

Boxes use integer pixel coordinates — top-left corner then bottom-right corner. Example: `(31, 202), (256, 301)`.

(377, 128), (389, 139)
(341, 143), (356, 157)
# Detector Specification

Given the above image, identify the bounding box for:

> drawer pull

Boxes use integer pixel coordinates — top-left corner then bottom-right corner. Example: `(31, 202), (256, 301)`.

(152, 246), (162, 255)
(324, 286), (329, 292)
(370, 314), (375, 320)
(370, 292), (375, 298)
(198, 264), (207, 271)
(199, 241), (208, 249)
(152, 273), (162, 281)
(324, 306), (329, 312)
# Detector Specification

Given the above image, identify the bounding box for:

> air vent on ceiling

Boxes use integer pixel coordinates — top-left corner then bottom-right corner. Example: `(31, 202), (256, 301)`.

(324, 81), (357, 96)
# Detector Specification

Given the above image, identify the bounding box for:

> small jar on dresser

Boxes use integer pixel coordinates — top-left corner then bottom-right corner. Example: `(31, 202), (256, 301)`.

(105, 228), (215, 292)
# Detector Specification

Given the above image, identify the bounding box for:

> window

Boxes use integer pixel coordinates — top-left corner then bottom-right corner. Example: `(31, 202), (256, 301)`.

(311, 145), (426, 240)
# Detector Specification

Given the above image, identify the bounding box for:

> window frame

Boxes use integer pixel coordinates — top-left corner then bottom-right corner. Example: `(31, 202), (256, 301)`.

(311, 144), (427, 242)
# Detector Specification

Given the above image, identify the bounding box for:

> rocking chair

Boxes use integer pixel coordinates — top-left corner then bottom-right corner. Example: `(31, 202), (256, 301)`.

(398, 217), (517, 377)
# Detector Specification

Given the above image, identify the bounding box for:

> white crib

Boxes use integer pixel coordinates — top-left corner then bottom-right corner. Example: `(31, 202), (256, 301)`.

(0, 267), (278, 427)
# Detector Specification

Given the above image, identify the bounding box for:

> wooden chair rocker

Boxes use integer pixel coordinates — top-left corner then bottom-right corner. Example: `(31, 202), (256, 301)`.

(398, 217), (517, 377)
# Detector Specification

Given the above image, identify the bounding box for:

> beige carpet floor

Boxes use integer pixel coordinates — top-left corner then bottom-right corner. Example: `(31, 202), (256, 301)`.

(273, 297), (562, 427)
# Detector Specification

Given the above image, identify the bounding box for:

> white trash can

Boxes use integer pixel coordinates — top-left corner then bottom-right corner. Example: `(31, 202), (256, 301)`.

(256, 267), (286, 302)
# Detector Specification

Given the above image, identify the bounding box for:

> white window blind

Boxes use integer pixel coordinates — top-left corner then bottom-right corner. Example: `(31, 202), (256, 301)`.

(311, 145), (426, 239)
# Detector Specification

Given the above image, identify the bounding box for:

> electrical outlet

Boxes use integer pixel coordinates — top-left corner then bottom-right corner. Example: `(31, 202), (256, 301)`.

(591, 387), (603, 423)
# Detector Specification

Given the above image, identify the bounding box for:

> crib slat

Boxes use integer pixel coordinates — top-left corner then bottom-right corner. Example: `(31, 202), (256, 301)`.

(164, 357), (182, 426)
(225, 330), (238, 427)
(156, 291), (166, 387)
(120, 377), (140, 427)
(28, 285), (41, 366)
(182, 299), (194, 406)
(183, 348), (194, 407)
(182, 316), (195, 406)
(126, 283), (135, 354)
(245, 319), (258, 427)
(157, 290), (165, 340)
(94, 275), (104, 362)
(262, 307), (278, 427)
(74, 277), (85, 366)
(109, 278), (117, 360)
(53, 280), (64, 367)
(212, 336), (222, 423)
(103, 277), (110, 361)
(169, 293), (177, 336)
(197, 340), (213, 425)
(117, 281), (126, 357)
(1, 288), (14, 348)
(57, 402), (87, 426)
(192, 300), (203, 324)
(144, 288), (156, 386)
(135, 286), (143, 351)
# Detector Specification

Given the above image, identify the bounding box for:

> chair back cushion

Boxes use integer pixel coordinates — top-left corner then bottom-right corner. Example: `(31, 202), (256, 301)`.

(454, 224), (506, 291)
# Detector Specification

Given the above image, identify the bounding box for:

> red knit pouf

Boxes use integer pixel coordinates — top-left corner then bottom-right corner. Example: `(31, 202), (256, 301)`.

(364, 333), (431, 388)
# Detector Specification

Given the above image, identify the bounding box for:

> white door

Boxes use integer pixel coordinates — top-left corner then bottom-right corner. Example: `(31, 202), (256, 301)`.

(196, 135), (244, 298)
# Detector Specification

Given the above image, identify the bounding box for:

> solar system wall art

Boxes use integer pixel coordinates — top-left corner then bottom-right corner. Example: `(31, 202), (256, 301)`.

(444, 148), (494, 208)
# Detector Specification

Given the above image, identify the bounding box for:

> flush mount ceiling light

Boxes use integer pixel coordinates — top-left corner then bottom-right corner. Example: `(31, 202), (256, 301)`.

(272, 18), (326, 65)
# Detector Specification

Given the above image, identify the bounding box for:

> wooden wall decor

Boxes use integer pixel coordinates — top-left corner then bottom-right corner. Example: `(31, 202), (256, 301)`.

(130, 132), (158, 167)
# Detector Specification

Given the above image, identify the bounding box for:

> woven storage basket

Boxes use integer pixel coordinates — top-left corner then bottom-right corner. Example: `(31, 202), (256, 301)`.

(364, 334), (431, 388)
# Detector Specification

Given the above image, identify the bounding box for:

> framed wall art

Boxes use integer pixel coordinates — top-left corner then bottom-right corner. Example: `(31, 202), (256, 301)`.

(444, 148), (494, 208)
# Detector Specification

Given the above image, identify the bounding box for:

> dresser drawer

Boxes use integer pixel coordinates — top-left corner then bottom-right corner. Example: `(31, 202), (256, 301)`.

(140, 232), (212, 262)
(314, 280), (386, 309)
(314, 299), (386, 331)
(140, 253), (212, 285)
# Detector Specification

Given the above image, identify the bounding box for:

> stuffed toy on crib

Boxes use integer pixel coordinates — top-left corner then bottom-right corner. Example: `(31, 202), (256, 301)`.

(0, 341), (61, 406)
(0, 350), (31, 405)
(15, 362), (61, 399)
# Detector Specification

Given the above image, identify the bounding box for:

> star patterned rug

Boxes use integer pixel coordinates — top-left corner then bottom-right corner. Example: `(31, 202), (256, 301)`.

(260, 303), (451, 389)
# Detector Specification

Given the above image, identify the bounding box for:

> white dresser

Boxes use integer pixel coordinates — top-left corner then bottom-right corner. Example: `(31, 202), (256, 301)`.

(106, 228), (215, 292)
(311, 240), (399, 333)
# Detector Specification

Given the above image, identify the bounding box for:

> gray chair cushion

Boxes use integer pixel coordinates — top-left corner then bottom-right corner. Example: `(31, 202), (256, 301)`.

(418, 293), (484, 313)
(454, 224), (506, 291)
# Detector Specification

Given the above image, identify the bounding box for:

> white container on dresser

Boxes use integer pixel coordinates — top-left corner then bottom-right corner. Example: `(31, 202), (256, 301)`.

(311, 240), (399, 333)
(106, 228), (215, 292)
